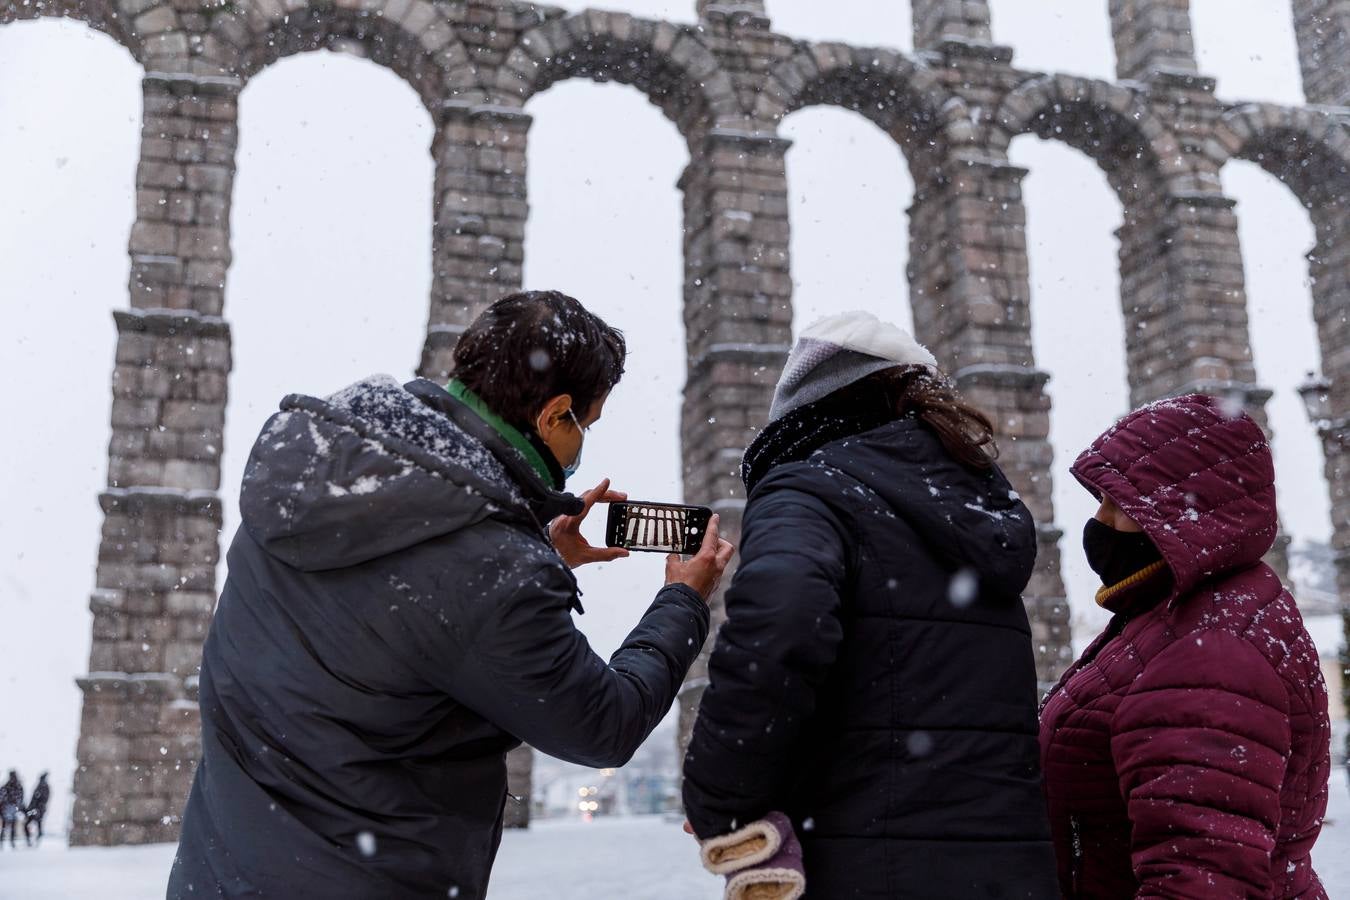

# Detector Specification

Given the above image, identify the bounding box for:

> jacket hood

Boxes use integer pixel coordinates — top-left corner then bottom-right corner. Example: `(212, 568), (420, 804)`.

(1070, 393), (1277, 601)
(239, 375), (581, 572)
(816, 418), (1038, 599)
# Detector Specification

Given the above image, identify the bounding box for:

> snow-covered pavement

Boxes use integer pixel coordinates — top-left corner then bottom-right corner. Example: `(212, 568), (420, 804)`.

(0, 816), (719, 900)
(4, 784), (1348, 899)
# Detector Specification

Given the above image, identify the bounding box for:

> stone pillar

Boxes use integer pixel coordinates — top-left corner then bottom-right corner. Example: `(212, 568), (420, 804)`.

(72, 674), (200, 847)
(71, 311), (231, 846)
(503, 745), (534, 829)
(1109, 0), (1200, 81)
(1116, 189), (1291, 574)
(677, 129), (794, 748)
(419, 101), (531, 381)
(911, 0), (994, 49)
(71, 71), (238, 846)
(1320, 421), (1350, 749)
(1292, 0), (1350, 106)
(129, 73), (240, 315)
(908, 152), (1072, 688)
(1117, 192), (1262, 407)
(1307, 204), (1350, 759)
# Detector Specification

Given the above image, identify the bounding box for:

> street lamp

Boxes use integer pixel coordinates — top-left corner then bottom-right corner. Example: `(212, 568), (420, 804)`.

(1297, 372), (1332, 427)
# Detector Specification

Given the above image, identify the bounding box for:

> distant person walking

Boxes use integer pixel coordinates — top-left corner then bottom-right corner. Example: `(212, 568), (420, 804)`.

(24, 772), (49, 846)
(0, 770), (23, 849)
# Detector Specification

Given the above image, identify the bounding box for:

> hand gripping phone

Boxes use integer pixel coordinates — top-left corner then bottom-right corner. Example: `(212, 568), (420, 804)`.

(605, 501), (713, 555)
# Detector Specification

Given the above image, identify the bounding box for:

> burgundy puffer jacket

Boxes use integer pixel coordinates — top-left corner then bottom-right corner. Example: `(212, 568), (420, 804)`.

(1039, 394), (1331, 898)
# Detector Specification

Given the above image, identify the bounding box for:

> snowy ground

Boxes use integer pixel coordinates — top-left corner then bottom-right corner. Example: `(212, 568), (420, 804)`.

(4, 785), (1348, 899)
(0, 815), (719, 900)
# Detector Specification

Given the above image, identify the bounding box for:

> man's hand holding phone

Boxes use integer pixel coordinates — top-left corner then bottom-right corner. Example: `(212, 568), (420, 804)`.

(551, 483), (735, 600)
(549, 478), (631, 569)
(665, 514), (735, 603)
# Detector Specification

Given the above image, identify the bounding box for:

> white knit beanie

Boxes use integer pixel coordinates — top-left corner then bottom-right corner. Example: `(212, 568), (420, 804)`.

(768, 311), (938, 423)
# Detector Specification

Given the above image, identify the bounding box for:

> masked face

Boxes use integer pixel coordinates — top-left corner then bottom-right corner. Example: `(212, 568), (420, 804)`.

(1083, 517), (1161, 587)
(534, 392), (605, 485)
(562, 408), (586, 480)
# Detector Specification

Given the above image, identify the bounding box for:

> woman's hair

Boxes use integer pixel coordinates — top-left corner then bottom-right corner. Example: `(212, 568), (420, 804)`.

(840, 366), (998, 469)
(451, 291), (627, 428)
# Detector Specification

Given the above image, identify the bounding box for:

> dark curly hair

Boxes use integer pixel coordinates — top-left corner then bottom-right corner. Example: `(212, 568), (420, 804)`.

(450, 291), (627, 429)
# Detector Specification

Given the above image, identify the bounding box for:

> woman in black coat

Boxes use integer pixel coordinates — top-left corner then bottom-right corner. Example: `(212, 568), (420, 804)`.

(682, 312), (1057, 899)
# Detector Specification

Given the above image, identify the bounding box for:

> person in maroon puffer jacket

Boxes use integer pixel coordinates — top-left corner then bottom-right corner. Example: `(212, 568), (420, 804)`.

(1039, 394), (1331, 899)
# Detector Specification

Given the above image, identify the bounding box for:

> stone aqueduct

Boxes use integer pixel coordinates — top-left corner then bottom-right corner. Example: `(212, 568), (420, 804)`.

(3, 0), (1348, 843)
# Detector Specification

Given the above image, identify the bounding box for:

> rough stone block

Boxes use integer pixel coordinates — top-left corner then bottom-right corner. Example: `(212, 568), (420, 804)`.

(130, 221), (178, 256)
(184, 165), (231, 194)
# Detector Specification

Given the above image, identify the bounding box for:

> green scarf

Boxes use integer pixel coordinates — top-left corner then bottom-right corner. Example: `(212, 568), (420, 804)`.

(445, 379), (555, 486)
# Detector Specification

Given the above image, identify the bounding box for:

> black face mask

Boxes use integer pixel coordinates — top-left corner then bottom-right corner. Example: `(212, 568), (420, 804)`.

(1083, 518), (1161, 587)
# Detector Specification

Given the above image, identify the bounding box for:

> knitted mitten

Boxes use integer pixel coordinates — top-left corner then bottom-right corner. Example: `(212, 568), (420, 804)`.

(698, 811), (805, 900)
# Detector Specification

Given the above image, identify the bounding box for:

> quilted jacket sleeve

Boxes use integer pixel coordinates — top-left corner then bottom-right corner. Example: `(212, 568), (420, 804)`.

(1110, 630), (1291, 899)
(682, 477), (850, 838)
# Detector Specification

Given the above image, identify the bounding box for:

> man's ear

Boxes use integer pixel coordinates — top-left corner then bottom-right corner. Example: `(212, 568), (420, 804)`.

(534, 394), (574, 439)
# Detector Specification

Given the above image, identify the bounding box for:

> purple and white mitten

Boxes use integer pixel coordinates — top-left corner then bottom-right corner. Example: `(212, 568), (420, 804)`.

(698, 811), (806, 900)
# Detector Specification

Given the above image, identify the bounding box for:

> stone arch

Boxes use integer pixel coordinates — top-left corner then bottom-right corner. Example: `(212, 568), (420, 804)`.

(759, 43), (969, 173)
(992, 74), (1189, 203)
(1210, 103), (1350, 503)
(991, 72), (1240, 467)
(0, 0), (147, 60)
(1209, 103), (1350, 210)
(754, 43), (971, 370)
(1209, 104), (1350, 386)
(198, 0), (473, 111)
(501, 11), (737, 140)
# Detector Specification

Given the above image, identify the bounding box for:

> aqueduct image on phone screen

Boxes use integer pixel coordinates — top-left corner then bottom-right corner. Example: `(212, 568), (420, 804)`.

(624, 505), (690, 553)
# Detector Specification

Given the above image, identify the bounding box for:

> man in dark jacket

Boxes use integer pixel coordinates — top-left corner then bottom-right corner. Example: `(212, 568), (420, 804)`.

(23, 772), (48, 846)
(1040, 394), (1330, 898)
(683, 312), (1057, 898)
(0, 771), (21, 850)
(169, 291), (733, 899)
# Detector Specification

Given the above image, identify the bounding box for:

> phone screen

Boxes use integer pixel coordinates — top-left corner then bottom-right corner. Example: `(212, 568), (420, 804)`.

(606, 501), (712, 555)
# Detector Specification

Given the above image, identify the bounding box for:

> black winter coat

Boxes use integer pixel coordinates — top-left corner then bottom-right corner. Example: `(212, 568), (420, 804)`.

(0, 777), (21, 814)
(26, 779), (48, 814)
(169, 376), (709, 900)
(683, 413), (1057, 899)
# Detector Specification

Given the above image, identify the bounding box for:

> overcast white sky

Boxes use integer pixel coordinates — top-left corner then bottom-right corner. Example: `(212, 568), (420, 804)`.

(0, 0), (1333, 824)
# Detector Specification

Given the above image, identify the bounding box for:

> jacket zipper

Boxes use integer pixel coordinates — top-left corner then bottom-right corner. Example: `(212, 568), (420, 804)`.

(1069, 814), (1084, 898)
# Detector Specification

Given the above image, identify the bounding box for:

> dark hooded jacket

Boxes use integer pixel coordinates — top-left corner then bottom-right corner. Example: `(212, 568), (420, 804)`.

(682, 401), (1058, 898)
(0, 775), (21, 818)
(1039, 394), (1331, 898)
(26, 776), (48, 815)
(168, 376), (709, 900)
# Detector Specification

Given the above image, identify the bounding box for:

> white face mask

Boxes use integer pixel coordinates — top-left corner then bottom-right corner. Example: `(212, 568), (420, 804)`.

(562, 408), (586, 480)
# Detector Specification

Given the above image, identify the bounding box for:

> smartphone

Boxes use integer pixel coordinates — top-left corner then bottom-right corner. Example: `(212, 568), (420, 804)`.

(605, 501), (713, 555)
